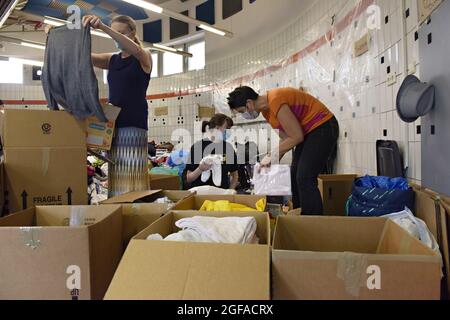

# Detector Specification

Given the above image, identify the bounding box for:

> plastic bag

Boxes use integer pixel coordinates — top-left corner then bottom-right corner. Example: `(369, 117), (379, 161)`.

(252, 164), (292, 196)
(357, 175), (410, 190)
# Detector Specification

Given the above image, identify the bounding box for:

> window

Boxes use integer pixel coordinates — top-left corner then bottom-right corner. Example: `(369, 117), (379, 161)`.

(151, 53), (159, 78)
(188, 41), (205, 71)
(223, 0), (243, 19)
(0, 61), (23, 84)
(163, 48), (183, 76)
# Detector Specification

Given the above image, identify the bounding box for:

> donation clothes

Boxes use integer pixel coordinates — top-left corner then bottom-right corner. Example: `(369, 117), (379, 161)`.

(146, 216), (259, 244)
(42, 25), (107, 122)
(199, 198), (267, 212)
(189, 185), (237, 195)
(184, 139), (238, 189)
(200, 155), (223, 187)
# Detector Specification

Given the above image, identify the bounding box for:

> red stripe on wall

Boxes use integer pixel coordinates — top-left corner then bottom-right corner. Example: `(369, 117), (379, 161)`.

(3, 0), (374, 106)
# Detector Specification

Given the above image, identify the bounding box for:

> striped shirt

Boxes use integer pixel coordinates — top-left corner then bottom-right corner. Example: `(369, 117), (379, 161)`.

(263, 87), (334, 135)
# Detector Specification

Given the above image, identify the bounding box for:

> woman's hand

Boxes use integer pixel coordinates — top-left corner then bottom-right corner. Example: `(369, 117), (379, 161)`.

(82, 15), (105, 30)
(260, 155), (272, 168)
(199, 161), (213, 172)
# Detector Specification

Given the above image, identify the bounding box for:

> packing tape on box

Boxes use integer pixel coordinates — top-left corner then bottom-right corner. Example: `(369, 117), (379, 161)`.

(336, 252), (368, 297)
(20, 227), (42, 250)
(70, 207), (87, 226)
(42, 148), (50, 176)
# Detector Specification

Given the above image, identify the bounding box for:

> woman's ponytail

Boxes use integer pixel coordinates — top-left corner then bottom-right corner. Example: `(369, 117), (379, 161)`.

(201, 121), (210, 133)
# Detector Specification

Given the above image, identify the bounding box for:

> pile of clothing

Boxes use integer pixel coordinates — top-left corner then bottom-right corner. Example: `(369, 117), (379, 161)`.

(147, 216), (259, 244)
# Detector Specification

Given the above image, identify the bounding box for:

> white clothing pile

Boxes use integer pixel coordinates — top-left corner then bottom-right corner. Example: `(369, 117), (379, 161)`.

(146, 216), (259, 244)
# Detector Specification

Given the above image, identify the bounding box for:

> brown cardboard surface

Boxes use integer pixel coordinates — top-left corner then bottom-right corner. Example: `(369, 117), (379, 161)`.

(102, 190), (163, 204)
(0, 205), (122, 300)
(318, 174), (357, 216)
(149, 174), (180, 190)
(418, 0), (443, 24)
(353, 33), (370, 57)
(0, 161), (4, 217)
(154, 106), (169, 116)
(198, 105), (215, 118)
(272, 215), (441, 300)
(105, 211), (270, 300)
(441, 200), (450, 299)
(104, 190), (195, 247)
(3, 147), (87, 214)
(85, 105), (121, 151)
(0, 109), (85, 148)
(171, 194), (266, 211)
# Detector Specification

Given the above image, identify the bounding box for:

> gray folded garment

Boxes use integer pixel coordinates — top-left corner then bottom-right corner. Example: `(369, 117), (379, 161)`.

(42, 25), (107, 122)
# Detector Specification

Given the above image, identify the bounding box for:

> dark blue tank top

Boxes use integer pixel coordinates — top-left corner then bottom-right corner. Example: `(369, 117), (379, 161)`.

(107, 53), (150, 130)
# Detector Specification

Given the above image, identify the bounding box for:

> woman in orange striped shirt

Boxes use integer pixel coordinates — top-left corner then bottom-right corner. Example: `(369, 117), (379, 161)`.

(227, 86), (339, 215)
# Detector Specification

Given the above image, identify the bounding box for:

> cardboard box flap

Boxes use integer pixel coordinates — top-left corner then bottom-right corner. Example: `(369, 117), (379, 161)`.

(102, 190), (163, 204)
(0, 208), (36, 226)
(33, 205), (121, 227)
(134, 211), (271, 245)
(377, 220), (438, 256)
(105, 239), (270, 300)
(318, 174), (358, 181)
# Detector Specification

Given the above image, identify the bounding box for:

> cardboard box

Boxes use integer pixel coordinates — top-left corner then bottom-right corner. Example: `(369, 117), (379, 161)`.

(197, 105), (215, 119)
(102, 190), (195, 247)
(85, 104), (121, 151)
(0, 161), (4, 217)
(104, 210), (271, 300)
(418, 0), (443, 24)
(171, 194), (266, 211)
(0, 109), (88, 214)
(441, 199), (450, 299)
(0, 205), (123, 300)
(149, 174), (180, 190)
(0, 109), (85, 148)
(154, 106), (168, 116)
(272, 216), (442, 300)
(318, 174), (357, 216)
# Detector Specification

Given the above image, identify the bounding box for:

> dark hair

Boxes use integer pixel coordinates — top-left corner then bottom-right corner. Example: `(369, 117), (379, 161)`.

(227, 86), (259, 109)
(201, 113), (234, 133)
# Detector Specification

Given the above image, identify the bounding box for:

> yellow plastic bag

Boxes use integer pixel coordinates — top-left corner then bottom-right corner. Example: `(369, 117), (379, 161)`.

(199, 198), (266, 212)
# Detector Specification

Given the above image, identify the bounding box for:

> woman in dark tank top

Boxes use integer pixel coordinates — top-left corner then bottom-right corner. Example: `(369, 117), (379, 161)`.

(82, 14), (152, 197)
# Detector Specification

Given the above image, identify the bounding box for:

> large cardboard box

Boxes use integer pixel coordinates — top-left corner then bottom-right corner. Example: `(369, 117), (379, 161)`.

(0, 110), (87, 214)
(105, 211), (271, 300)
(0, 205), (123, 300)
(171, 194), (266, 211)
(272, 216), (442, 300)
(85, 104), (121, 151)
(149, 174), (180, 190)
(441, 199), (450, 299)
(318, 174), (357, 216)
(102, 190), (194, 247)
(0, 161), (4, 217)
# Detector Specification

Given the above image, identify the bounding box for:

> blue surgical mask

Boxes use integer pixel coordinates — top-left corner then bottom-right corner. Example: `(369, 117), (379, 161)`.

(223, 129), (232, 141)
(114, 40), (124, 51)
(242, 110), (260, 120)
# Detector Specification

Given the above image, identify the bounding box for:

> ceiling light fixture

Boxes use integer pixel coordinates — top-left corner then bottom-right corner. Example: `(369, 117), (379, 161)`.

(122, 0), (163, 14)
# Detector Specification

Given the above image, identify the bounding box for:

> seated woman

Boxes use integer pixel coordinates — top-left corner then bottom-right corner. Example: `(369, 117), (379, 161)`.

(184, 114), (239, 190)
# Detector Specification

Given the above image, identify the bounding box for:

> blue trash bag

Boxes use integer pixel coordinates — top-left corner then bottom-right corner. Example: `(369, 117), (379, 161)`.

(346, 175), (415, 217)
(167, 149), (189, 176)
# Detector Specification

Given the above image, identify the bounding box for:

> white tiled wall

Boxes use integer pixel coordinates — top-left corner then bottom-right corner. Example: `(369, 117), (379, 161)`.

(0, 0), (424, 184)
